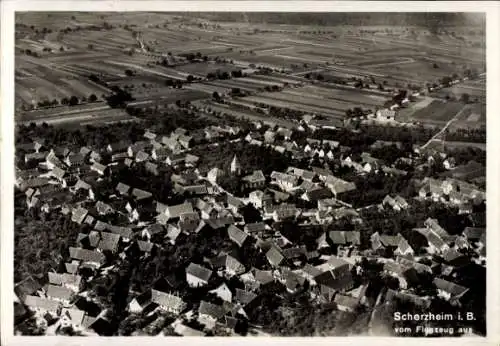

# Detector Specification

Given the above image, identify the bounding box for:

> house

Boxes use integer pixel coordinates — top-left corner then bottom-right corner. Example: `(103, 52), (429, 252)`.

(178, 212), (201, 233)
(128, 290), (153, 314)
(65, 153), (85, 167)
(241, 170), (266, 189)
(48, 272), (82, 292)
(98, 232), (121, 253)
(143, 130), (157, 141)
(46, 284), (74, 304)
(24, 295), (61, 315)
(301, 187), (333, 202)
(131, 188), (153, 201)
(244, 222), (267, 235)
(211, 254), (246, 276)
(45, 150), (66, 170)
(414, 228), (449, 254)
(263, 130), (276, 144)
(163, 202), (194, 221)
(90, 162), (107, 176)
(185, 154), (200, 166)
(394, 237), (414, 257)
(172, 321), (206, 337)
(106, 141), (129, 153)
(277, 127), (293, 140)
(69, 247), (106, 267)
(424, 218), (450, 239)
(209, 283), (233, 303)
(178, 134), (193, 149)
(186, 263), (212, 287)
(59, 307), (87, 331)
(267, 203), (299, 222)
(270, 171), (299, 192)
(207, 167), (225, 185)
(227, 225), (248, 247)
(266, 246), (284, 267)
(324, 176), (356, 196)
(288, 167), (317, 182)
(151, 146), (170, 162)
(151, 289), (186, 314)
(162, 136), (182, 152)
(71, 207), (88, 225)
(433, 278), (469, 305)
(166, 225), (182, 244)
(462, 227), (485, 245)
(226, 195), (244, 214)
(334, 294), (359, 312)
(248, 190), (272, 209)
(198, 301), (225, 329)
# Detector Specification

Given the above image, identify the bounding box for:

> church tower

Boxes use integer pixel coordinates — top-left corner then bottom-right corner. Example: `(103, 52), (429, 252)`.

(230, 155), (241, 176)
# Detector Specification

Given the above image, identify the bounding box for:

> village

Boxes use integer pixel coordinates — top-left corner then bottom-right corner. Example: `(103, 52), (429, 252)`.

(14, 110), (486, 336)
(11, 11), (487, 338)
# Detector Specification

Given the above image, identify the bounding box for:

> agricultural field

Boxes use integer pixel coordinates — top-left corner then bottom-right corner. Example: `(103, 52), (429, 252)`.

(408, 100), (466, 126)
(449, 103), (486, 130)
(15, 12), (485, 129)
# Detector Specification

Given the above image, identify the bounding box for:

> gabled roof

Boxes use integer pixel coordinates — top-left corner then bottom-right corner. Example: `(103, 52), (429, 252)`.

(334, 294), (359, 309)
(24, 295), (61, 311)
(69, 247), (105, 264)
(244, 222), (266, 233)
(98, 232), (121, 252)
(151, 289), (185, 311)
(166, 202), (194, 219)
(131, 188), (153, 201)
(235, 288), (257, 306)
(186, 263), (212, 282)
(424, 218), (449, 239)
(51, 166), (66, 180)
(253, 269), (274, 285)
(48, 272), (82, 287)
(227, 194), (244, 208)
(266, 246), (284, 267)
(283, 245), (306, 259)
(107, 224), (133, 239)
(227, 225), (248, 247)
(433, 278), (469, 297)
(199, 301), (225, 319)
(163, 224), (180, 241)
(46, 284), (74, 301)
(116, 182), (131, 195)
(329, 231), (346, 245)
(71, 207), (88, 224)
(270, 171), (299, 185)
(463, 227), (485, 241)
(344, 231), (361, 245)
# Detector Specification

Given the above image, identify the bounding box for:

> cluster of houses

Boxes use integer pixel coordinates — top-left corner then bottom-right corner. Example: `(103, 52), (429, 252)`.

(14, 117), (486, 336)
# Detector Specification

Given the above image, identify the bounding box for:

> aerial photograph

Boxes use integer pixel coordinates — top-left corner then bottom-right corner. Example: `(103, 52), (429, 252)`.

(13, 12), (486, 337)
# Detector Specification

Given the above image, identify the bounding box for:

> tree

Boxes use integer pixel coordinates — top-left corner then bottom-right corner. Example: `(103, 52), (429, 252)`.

(186, 75), (194, 83)
(460, 93), (470, 104)
(125, 69), (134, 77)
(89, 94), (98, 102)
(69, 96), (79, 106)
(212, 91), (221, 101)
(432, 62), (439, 69)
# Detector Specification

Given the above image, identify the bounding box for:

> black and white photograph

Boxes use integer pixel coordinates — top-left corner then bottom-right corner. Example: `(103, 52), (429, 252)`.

(2, 2), (497, 341)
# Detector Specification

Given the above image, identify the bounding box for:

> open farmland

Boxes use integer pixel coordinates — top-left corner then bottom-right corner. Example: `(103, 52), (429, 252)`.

(15, 12), (485, 130)
(409, 100), (466, 126)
